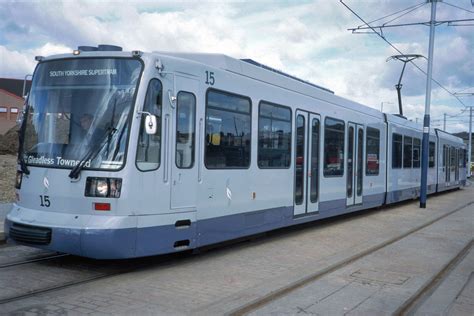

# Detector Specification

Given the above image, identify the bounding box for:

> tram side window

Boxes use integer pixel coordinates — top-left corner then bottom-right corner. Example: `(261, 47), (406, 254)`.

(258, 101), (292, 168)
(413, 138), (421, 168)
(136, 79), (162, 171)
(323, 117), (344, 177)
(459, 148), (464, 168)
(403, 136), (413, 168)
(176, 92), (196, 169)
(205, 89), (251, 169)
(450, 147), (456, 170)
(392, 133), (403, 169)
(463, 149), (467, 168)
(443, 145), (447, 167)
(429, 141), (435, 168)
(366, 127), (380, 175)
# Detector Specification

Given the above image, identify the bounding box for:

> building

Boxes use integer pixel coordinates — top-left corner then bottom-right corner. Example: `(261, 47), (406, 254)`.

(0, 78), (31, 135)
(0, 78), (32, 98)
(0, 89), (24, 134)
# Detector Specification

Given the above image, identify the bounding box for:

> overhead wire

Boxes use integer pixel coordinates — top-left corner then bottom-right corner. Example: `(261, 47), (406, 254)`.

(442, 1), (474, 14)
(431, 109), (469, 120)
(340, 0), (468, 108)
(456, 86), (474, 93)
(382, 2), (428, 26)
(363, 2), (426, 26)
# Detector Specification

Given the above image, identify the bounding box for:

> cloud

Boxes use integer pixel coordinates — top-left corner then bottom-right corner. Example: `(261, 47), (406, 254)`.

(0, 43), (72, 79)
(0, 0), (472, 132)
(0, 45), (35, 78)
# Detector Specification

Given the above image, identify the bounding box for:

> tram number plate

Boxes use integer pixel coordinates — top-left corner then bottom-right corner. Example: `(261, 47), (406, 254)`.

(40, 195), (51, 207)
(205, 71), (215, 86)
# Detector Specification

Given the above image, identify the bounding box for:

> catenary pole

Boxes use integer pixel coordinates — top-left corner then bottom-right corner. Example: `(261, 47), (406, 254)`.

(453, 92), (474, 177)
(469, 106), (472, 177)
(420, 0), (438, 208)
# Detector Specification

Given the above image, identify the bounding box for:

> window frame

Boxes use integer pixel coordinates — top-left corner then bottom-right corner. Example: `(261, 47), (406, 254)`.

(0, 107), (7, 119)
(412, 137), (421, 168)
(135, 78), (163, 172)
(443, 144), (447, 167)
(323, 116), (345, 178)
(294, 114), (306, 205)
(204, 88), (252, 170)
(429, 141), (436, 168)
(403, 135), (413, 169)
(309, 117), (320, 203)
(392, 133), (403, 169)
(459, 148), (464, 168)
(18, 57), (145, 174)
(365, 127), (380, 176)
(257, 100), (292, 169)
(175, 91), (196, 169)
(450, 146), (456, 170)
(463, 149), (467, 168)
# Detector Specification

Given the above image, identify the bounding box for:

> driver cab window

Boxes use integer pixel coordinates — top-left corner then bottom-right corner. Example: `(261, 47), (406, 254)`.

(136, 79), (162, 171)
(176, 91), (196, 168)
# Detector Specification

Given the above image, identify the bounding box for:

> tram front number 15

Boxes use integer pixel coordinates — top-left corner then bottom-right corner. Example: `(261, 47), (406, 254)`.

(40, 195), (51, 207)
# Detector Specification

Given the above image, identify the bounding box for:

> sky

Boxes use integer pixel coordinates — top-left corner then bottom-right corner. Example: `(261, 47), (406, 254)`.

(0, 0), (473, 132)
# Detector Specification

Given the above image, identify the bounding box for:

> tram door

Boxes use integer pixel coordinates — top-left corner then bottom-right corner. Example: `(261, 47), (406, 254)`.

(294, 110), (320, 216)
(346, 123), (364, 206)
(170, 76), (199, 210)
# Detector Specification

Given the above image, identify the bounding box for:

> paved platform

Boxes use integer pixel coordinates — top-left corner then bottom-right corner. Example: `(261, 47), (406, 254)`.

(250, 203), (473, 315)
(0, 187), (472, 315)
(415, 246), (474, 315)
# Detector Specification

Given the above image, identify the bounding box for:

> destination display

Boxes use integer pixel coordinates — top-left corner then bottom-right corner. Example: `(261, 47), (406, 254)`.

(49, 68), (117, 77)
(24, 155), (92, 168)
(33, 58), (140, 87)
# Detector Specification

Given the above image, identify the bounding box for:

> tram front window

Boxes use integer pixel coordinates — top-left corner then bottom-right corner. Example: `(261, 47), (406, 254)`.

(21, 58), (142, 170)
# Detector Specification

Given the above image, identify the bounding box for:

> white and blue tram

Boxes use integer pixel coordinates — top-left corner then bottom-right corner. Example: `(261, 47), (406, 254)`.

(5, 45), (468, 259)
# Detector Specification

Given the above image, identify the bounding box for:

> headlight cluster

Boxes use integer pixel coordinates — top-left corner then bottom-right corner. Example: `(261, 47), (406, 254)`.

(15, 171), (22, 189)
(85, 177), (122, 198)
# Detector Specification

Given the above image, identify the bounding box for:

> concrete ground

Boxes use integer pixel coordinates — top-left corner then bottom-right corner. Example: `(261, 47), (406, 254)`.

(250, 203), (473, 315)
(0, 186), (472, 315)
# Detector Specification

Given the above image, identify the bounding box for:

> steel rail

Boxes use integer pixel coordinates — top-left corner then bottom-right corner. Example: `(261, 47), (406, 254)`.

(0, 253), (70, 269)
(228, 199), (474, 316)
(395, 239), (473, 315)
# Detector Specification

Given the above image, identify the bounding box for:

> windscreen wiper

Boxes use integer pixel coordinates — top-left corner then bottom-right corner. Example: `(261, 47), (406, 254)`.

(68, 127), (117, 179)
(19, 155), (30, 175)
(17, 106), (30, 174)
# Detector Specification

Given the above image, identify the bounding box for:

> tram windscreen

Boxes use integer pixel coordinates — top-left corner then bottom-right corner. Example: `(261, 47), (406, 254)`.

(21, 58), (142, 170)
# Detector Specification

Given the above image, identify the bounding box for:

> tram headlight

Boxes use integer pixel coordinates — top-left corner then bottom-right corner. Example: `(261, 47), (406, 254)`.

(15, 171), (22, 189)
(96, 179), (109, 197)
(85, 177), (122, 198)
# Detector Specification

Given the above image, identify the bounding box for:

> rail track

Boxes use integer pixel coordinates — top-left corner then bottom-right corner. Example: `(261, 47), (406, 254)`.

(0, 252), (70, 269)
(396, 239), (473, 315)
(0, 198), (472, 313)
(0, 245), (191, 306)
(228, 200), (474, 316)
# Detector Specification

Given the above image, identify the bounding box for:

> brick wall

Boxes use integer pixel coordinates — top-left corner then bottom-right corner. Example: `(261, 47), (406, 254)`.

(0, 89), (24, 135)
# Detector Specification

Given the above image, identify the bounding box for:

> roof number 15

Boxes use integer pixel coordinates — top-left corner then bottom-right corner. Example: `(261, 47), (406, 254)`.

(205, 71), (215, 86)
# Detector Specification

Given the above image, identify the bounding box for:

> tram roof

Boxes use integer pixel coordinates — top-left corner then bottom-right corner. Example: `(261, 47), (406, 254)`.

(154, 51), (388, 119)
(40, 50), (386, 120)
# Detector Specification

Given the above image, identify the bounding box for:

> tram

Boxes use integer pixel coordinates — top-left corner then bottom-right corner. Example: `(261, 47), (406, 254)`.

(4, 45), (467, 259)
